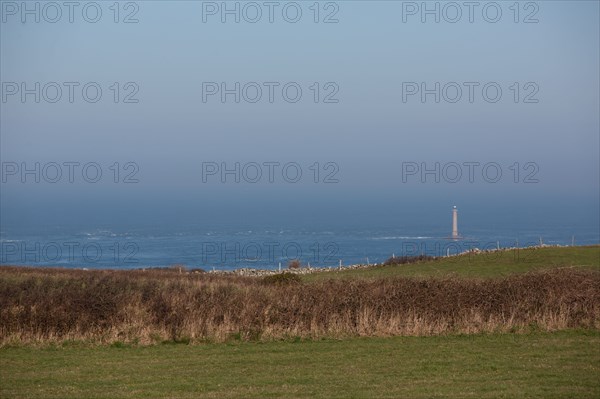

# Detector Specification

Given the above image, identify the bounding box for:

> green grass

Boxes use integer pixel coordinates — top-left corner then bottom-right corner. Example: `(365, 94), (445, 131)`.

(304, 246), (600, 281)
(1, 246), (598, 398)
(1, 331), (598, 398)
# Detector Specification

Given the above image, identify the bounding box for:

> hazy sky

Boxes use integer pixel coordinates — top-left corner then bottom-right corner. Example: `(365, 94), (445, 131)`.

(1, 1), (598, 228)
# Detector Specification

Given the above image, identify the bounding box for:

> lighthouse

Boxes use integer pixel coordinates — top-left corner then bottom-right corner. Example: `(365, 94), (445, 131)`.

(451, 206), (459, 239)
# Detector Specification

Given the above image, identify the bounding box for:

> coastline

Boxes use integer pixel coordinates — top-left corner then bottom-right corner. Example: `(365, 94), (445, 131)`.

(1, 244), (597, 278)
(207, 243), (597, 277)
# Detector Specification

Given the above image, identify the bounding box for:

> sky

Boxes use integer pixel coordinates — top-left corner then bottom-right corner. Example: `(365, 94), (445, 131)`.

(1, 1), (599, 229)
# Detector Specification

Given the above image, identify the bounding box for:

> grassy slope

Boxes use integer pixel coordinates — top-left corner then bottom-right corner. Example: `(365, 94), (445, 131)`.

(1, 331), (598, 399)
(303, 246), (600, 281)
(1, 246), (598, 398)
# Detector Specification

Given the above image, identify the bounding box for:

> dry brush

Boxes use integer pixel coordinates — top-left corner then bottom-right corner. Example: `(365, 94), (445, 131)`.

(0, 266), (598, 345)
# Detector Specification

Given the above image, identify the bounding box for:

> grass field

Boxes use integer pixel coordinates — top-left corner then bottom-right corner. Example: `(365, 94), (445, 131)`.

(1, 246), (598, 398)
(303, 245), (600, 281)
(1, 331), (598, 398)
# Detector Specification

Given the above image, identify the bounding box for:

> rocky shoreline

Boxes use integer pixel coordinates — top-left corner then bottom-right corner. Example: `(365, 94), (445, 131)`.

(207, 262), (377, 277)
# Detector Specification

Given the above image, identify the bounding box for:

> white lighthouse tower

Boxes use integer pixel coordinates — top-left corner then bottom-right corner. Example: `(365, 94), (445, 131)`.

(451, 206), (460, 239)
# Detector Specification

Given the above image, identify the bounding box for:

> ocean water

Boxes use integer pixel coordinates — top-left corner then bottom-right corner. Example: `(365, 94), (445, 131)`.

(1, 220), (598, 270)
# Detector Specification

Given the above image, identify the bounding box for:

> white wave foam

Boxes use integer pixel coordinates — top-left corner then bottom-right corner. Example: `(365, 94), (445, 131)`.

(371, 236), (433, 240)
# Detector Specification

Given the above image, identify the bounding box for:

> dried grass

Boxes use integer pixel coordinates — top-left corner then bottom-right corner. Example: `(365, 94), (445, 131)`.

(0, 266), (597, 345)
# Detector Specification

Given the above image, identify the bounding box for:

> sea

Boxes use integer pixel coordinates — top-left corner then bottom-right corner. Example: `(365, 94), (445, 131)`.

(1, 218), (598, 270)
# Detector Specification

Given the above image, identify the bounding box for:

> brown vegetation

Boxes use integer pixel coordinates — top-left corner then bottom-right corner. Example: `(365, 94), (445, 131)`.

(287, 259), (301, 269)
(262, 272), (302, 285)
(383, 254), (434, 265)
(0, 266), (598, 345)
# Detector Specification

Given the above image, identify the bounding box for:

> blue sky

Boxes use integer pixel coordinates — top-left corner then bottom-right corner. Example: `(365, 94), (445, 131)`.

(1, 1), (599, 228)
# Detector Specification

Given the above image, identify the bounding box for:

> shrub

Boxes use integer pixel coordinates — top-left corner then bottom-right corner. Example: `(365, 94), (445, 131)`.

(288, 259), (301, 269)
(383, 254), (433, 266)
(0, 266), (597, 345)
(262, 272), (302, 285)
